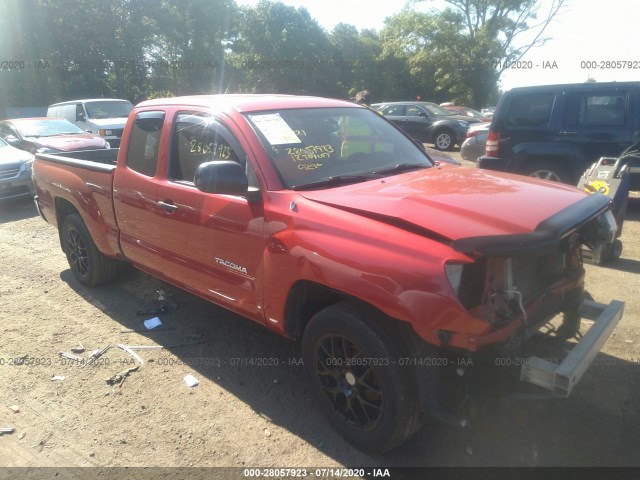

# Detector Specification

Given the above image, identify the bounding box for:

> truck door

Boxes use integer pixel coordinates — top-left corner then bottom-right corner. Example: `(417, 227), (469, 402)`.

(114, 110), (266, 322)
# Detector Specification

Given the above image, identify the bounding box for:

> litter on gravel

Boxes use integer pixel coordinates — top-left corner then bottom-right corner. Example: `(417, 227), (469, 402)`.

(183, 374), (199, 388)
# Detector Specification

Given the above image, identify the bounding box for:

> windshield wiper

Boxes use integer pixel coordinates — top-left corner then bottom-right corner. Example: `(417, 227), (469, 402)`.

(292, 173), (381, 191)
(372, 163), (428, 176)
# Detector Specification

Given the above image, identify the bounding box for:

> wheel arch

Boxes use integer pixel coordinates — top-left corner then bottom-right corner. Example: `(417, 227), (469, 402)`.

(519, 155), (577, 184)
(55, 197), (81, 251)
(52, 195), (123, 258)
(283, 280), (349, 339)
(283, 280), (438, 362)
(512, 145), (585, 184)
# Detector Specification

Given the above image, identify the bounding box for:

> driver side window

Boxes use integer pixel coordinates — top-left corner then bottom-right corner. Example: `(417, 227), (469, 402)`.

(170, 112), (259, 189)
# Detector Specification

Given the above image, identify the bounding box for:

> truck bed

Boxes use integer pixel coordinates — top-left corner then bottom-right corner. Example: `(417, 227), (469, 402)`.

(33, 149), (122, 258)
(36, 148), (119, 171)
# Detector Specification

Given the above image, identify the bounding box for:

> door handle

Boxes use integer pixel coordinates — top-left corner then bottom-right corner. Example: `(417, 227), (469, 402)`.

(634, 130), (640, 137)
(559, 131), (577, 136)
(157, 200), (178, 212)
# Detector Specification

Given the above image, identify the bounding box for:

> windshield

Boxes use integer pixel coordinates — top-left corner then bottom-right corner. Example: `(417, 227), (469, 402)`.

(424, 103), (453, 117)
(245, 107), (433, 189)
(84, 100), (133, 119)
(452, 107), (484, 120)
(0, 138), (6, 147)
(13, 119), (86, 137)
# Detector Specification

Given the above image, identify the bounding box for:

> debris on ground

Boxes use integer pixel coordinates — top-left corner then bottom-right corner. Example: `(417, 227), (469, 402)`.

(156, 290), (178, 311)
(125, 345), (163, 351)
(51, 375), (66, 381)
(59, 351), (83, 363)
(143, 317), (163, 330)
(9, 405), (20, 413)
(106, 366), (140, 387)
(70, 343), (85, 354)
(117, 344), (145, 366)
(120, 327), (175, 334)
(136, 290), (178, 316)
(183, 374), (199, 388)
(13, 354), (28, 366)
(82, 345), (110, 368)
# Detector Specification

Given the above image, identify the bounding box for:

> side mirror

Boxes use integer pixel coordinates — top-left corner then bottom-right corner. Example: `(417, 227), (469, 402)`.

(4, 134), (20, 146)
(418, 111), (429, 118)
(195, 161), (249, 196)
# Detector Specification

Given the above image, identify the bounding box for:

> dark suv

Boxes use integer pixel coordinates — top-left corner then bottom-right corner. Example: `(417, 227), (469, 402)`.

(477, 82), (640, 189)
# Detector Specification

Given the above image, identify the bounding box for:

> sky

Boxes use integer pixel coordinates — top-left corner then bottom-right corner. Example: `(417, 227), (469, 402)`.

(236, 0), (640, 92)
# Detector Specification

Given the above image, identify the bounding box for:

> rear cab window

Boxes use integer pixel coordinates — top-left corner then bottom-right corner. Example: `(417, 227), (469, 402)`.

(126, 111), (165, 176)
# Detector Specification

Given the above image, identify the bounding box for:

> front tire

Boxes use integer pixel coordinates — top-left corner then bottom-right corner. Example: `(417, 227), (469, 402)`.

(433, 129), (454, 151)
(61, 213), (120, 287)
(302, 301), (425, 452)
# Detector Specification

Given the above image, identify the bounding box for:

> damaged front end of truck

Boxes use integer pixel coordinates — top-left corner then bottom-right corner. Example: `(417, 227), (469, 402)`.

(444, 194), (623, 396)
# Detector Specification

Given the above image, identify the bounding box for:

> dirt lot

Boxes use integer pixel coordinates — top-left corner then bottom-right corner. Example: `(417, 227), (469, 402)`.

(1, 154), (639, 471)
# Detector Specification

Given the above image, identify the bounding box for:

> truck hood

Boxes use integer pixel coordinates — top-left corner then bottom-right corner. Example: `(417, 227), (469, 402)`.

(299, 166), (610, 256)
(33, 134), (108, 152)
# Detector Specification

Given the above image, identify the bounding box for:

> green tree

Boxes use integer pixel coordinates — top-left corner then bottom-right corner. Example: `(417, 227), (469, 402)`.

(327, 24), (385, 100)
(148, 0), (237, 96)
(229, 1), (333, 94)
(383, 0), (566, 106)
(0, 0), (159, 108)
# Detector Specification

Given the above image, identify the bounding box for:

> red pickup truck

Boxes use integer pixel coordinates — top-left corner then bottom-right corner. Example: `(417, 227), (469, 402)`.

(33, 95), (624, 452)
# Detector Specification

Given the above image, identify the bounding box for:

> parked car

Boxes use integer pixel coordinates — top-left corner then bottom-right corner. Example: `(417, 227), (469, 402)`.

(477, 82), (640, 189)
(481, 107), (495, 117)
(47, 98), (133, 147)
(0, 118), (110, 155)
(0, 136), (35, 201)
(460, 122), (490, 162)
(443, 105), (492, 122)
(33, 94), (623, 452)
(372, 101), (480, 151)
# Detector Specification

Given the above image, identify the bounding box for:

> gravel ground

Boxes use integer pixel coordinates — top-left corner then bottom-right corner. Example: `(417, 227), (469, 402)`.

(0, 151), (639, 474)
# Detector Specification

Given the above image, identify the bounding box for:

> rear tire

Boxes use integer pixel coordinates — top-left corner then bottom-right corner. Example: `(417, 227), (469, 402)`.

(523, 161), (573, 184)
(61, 213), (120, 287)
(302, 301), (427, 452)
